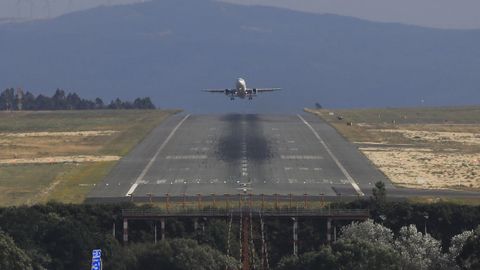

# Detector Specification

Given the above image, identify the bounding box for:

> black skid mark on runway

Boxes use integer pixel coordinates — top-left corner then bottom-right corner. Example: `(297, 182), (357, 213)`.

(245, 114), (272, 161)
(216, 114), (244, 162)
(216, 114), (272, 163)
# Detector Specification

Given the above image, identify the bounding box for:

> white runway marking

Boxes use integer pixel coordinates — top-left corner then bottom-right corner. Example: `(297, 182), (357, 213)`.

(297, 114), (365, 196)
(165, 155), (207, 160)
(281, 155), (323, 160)
(125, 114), (191, 196)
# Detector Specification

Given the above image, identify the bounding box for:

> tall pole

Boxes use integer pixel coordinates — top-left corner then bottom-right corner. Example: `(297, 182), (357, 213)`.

(242, 214), (250, 270)
(326, 218), (332, 243)
(424, 214), (429, 234)
(225, 194), (229, 209)
(274, 193), (278, 209)
(123, 219), (128, 243)
(154, 223), (157, 244)
(182, 193), (186, 210)
(161, 218), (165, 241)
(333, 225), (337, 242)
(293, 218), (298, 257)
(165, 193), (170, 212)
(261, 194), (265, 210)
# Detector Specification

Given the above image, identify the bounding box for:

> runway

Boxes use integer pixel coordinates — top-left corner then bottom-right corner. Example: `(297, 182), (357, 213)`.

(88, 113), (396, 201)
(87, 113), (478, 202)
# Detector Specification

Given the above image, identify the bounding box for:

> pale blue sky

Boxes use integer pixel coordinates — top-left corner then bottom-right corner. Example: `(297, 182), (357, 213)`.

(1, 0), (479, 29)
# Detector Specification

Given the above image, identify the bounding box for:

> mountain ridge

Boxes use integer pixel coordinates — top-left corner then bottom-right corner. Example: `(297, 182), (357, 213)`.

(1, 0), (479, 113)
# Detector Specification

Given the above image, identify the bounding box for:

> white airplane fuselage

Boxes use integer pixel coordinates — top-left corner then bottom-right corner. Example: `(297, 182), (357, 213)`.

(203, 78), (280, 100)
(234, 78), (248, 99)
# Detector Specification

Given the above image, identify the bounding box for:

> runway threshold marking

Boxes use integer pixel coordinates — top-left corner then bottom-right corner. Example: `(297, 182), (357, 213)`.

(297, 115), (365, 196)
(125, 114), (191, 196)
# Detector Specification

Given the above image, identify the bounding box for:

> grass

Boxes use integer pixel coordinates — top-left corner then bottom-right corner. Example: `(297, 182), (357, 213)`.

(312, 106), (480, 125)
(0, 110), (178, 206)
(0, 164), (68, 205)
(45, 161), (117, 204)
(408, 196), (480, 206)
(306, 106), (480, 191)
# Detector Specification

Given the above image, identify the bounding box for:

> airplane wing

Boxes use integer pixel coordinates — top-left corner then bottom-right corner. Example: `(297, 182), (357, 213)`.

(255, 88), (282, 92)
(203, 89), (227, 93)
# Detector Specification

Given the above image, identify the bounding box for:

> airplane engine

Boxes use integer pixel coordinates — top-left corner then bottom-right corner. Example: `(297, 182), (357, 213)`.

(253, 88), (257, 94)
(225, 89), (230, 95)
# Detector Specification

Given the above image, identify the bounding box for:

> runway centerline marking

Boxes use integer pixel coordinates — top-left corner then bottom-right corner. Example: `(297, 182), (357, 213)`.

(297, 114), (365, 196)
(125, 114), (191, 196)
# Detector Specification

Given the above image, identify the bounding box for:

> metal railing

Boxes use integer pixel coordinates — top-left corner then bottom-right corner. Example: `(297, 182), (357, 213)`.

(122, 208), (369, 219)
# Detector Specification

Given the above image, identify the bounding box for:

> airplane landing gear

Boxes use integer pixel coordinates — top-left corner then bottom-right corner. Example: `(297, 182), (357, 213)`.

(230, 97), (235, 100)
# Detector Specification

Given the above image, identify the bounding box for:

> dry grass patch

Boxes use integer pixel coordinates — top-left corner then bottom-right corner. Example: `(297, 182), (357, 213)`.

(307, 107), (480, 191)
(0, 110), (176, 206)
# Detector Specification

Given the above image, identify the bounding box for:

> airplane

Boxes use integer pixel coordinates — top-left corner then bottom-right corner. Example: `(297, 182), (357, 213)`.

(203, 78), (281, 100)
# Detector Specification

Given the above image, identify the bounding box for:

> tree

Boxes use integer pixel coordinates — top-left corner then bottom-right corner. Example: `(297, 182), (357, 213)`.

(395, 225), (447, 270)
(457, 225), (480, 270)
(119, 239), (240, 270)
(66, 92), (82, 109)
(95, 98), (104, 109)
(340, 219), (394, 246)
(35, 94), (53, 110)
(450, 230), (474, 261)
(372, 181), (387, 205)
(334, 238), (401, 270)
(0, 230), (33, 270)
(134, 97), (156, 109)
(0, 88), (15, 110)
(52, 89), (67, 109)
(22, 91), (36, 110)
(275, 248), (339, 270)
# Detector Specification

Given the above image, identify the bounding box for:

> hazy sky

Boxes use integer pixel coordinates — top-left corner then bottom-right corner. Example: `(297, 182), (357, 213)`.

(1, 0), (480, 29)
(223, 0), (480, 29)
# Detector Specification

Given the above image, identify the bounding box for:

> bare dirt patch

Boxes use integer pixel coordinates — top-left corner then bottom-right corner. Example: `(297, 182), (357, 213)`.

(376, 129), (480, 145)
(0, 110), (175, 206)
(361, 147), (480, 189)
(0, 155), (120, 165)
(0, 130), (118, 137)
(307, 107), (480, 190)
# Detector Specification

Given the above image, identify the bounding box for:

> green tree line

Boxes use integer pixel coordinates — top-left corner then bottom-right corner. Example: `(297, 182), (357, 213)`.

(0, 199), (478, 269)
(0, 88), (155, 110)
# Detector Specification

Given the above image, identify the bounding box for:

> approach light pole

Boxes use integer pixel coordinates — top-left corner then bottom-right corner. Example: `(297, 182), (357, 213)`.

(424, 213), (429, 234)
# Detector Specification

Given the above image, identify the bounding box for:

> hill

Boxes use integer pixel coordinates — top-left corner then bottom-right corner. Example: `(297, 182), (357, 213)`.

(0, 0), (479, 112)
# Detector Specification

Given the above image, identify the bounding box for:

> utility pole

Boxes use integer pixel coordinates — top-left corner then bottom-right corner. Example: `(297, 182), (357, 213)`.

(241, 214), (250, 270)
(292, 218), (298, 256)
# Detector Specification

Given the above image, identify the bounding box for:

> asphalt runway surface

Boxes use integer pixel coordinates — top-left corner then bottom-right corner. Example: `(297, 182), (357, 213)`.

(87, 113), (478, 202)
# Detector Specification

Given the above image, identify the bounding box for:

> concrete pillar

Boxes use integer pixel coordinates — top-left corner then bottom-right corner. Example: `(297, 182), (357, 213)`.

(194, 218), (199, 231)
(123, 218), (128, 243)
(326, 218), (332, 243)
(333, 225), (337, 242)
(293, 218), (298, 256)
(161, 218), (165, 241)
